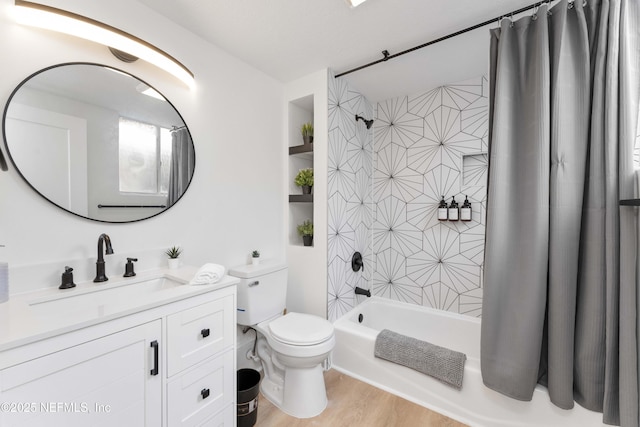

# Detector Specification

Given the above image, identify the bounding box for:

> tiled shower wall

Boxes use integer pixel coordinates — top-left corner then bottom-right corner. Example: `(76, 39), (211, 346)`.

(372, 77), (488, 317)
(326, 75), (488, 321)
(327, 73), (374, 322)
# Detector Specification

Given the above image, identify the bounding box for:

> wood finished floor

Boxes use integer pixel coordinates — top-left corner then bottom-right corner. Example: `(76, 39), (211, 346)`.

(255, 369), (468, 427)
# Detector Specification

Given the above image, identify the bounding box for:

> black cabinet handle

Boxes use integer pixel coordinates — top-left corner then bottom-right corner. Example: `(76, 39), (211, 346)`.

(150, 340), (159, 376)
(201, 328), (210, 338)
(201, 388), (210, 399)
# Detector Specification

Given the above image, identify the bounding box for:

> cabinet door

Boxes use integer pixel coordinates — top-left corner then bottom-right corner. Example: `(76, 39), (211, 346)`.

(0, 320), (161, 427)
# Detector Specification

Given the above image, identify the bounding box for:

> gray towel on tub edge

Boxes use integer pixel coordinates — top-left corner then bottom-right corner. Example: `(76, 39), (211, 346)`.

(374, 329), (466, 390)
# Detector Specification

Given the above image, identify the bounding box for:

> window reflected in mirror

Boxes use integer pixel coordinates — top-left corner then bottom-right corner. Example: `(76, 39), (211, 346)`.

(118, 117), (172, 195)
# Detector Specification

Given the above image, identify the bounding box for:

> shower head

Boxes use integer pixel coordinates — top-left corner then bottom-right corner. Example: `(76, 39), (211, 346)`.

(355, 114), (374, 129)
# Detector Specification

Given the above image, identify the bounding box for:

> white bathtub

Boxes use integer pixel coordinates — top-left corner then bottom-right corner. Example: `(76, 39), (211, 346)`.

(332, 297), (605, 427)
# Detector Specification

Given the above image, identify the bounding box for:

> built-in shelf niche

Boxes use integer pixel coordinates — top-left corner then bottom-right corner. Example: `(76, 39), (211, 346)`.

(288, 94), (314, 246)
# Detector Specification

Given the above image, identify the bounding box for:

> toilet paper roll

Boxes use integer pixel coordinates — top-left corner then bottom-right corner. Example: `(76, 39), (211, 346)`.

(0, 262), (8, 304)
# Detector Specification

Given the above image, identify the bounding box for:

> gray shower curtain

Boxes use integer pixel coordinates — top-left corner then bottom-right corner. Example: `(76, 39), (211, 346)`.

(167, 128), (195, 206)
(481, 0), (640, 425)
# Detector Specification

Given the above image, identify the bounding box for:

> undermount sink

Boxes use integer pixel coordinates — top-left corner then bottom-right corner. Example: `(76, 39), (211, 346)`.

(28, 275), (186, 315)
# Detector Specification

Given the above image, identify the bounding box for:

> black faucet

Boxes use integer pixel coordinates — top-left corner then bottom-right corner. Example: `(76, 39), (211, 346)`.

(94, 233), (114, 282)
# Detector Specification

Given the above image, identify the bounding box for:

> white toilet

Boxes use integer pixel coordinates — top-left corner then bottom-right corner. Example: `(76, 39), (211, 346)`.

(229, 261), (335, 419)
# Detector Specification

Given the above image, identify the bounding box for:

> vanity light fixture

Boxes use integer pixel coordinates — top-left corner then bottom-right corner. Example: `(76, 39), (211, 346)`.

(13, 0), (195, 89)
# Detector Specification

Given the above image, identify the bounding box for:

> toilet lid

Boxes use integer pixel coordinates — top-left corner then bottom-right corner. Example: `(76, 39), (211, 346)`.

(268, 312), (334, 345)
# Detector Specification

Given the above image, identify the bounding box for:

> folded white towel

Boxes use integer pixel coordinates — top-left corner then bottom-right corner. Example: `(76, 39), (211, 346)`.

(189, 263), (226, 285)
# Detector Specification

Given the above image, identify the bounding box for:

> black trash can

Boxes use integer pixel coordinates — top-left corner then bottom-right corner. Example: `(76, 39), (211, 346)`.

(237, 368), (261, 427)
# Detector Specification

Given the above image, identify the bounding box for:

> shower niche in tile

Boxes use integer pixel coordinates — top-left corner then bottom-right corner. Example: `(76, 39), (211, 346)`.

(462, 153), (488, 187)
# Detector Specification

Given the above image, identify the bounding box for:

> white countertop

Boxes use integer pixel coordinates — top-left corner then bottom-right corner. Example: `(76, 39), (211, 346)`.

(0, 266), (239, 352)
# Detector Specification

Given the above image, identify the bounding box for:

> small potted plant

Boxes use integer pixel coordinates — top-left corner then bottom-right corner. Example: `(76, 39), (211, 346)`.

(165, 246), (182, 269)
(294, 168), (314, 195)
(297, 220), (314, 247)
(301, 122), (313, 145)
(251, 250), (260, 265)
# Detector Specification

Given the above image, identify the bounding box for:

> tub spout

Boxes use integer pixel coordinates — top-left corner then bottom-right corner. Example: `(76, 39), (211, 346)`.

(355, 287), (371, 297)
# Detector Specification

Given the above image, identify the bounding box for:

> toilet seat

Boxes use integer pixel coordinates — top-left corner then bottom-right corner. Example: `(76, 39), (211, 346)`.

(268, 312), (334, 346)
(256, 312), (335, 359)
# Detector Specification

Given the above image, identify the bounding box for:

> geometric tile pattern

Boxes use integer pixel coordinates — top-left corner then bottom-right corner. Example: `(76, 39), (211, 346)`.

(373, 76), (489, 317)
(327, 73), (374, 322)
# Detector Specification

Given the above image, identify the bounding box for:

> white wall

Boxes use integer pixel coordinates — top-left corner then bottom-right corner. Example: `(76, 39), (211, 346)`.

(0, 0), (285, 293)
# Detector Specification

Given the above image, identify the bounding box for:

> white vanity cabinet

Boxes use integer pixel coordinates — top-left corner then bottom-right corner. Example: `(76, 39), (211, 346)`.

(0, 278), (237, 427)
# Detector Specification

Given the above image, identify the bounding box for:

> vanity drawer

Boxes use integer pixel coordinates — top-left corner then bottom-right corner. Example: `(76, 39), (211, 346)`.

(167, 295), (234, 377)
(167, 349), (234, 427)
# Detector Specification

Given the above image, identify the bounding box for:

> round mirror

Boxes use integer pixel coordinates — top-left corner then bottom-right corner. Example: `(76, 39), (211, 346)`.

(2, 63), (195, 223)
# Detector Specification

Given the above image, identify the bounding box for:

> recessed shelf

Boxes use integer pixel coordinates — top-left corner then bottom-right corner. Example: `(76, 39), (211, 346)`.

(289, 194), (313, 203)
(288, 95), (314, 247)
(289, 143), (313, 156)
(462, 153), (488, 187)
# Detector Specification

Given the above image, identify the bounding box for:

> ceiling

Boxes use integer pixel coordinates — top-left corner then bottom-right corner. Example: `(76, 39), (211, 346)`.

(138, 0), (536, 102)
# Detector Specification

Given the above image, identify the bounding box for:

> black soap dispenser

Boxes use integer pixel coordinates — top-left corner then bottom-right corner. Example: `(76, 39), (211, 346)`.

(448, 196), (459, 221)
(438, 196), (448, 221)
(460, 196), (472, 221)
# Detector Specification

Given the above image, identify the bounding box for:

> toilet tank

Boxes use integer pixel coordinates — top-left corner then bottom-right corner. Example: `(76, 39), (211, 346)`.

(229, 260), (288, 326)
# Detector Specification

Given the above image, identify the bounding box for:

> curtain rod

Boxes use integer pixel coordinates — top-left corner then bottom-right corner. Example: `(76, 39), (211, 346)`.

(335, 0), (554, 78)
